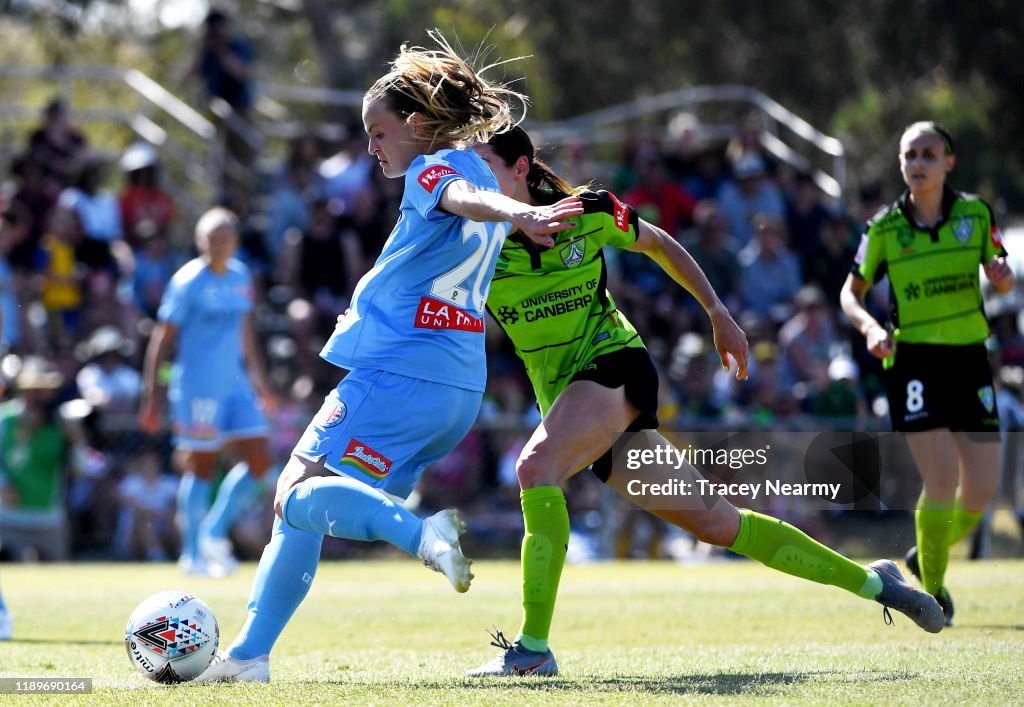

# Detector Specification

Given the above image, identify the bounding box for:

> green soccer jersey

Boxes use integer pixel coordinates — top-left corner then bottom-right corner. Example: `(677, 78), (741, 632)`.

(853, 187), (1006, 345)
(487, 190), (646, 415)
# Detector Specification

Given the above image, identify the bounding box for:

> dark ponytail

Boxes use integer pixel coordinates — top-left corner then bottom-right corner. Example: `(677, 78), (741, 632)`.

(487, 126), (584, 204)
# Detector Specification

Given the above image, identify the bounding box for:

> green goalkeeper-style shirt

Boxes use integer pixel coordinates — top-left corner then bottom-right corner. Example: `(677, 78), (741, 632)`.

(487, 190), (647, 416)
(852, 186), (1007, 345)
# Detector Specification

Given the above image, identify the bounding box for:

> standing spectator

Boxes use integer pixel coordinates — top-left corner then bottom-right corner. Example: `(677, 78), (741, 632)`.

(192, 9), (255, 117)
(25, 97), (88, 196)
(738, 213), (802, 321)
(718, 154), (786, 248)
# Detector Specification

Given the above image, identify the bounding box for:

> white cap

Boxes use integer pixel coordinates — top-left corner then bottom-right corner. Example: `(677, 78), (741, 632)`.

(120, 142), (158, 172)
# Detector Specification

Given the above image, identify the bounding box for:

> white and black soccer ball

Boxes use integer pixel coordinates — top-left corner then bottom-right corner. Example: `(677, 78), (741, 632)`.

(125, 591), (219, 684)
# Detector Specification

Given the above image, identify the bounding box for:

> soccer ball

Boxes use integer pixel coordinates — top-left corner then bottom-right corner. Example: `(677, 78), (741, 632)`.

(125, 591), (219, 684)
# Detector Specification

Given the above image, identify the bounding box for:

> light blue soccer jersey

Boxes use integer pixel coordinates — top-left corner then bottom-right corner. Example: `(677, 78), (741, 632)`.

(320, 148), (509, 392)
(159, 257), (253, 395)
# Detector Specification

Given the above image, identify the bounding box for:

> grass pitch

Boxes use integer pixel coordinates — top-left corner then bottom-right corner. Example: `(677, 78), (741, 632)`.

(0, 556), (1022, 705)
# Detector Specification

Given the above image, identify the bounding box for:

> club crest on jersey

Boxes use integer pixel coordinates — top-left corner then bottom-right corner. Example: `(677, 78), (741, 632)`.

(560, 240), (586, 268)
(954, 216), (974, 244)
(339, 438), (392, 479)
(318, 401), (347, 428)
(978, 385), (995, 414)
(418, 165), (458, 193)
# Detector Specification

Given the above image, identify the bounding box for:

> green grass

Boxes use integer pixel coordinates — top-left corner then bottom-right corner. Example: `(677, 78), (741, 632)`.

(0, 557), (1022, 704)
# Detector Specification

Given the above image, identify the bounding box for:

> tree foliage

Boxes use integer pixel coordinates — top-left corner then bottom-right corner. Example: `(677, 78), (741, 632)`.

(3, 0), (1023, 210)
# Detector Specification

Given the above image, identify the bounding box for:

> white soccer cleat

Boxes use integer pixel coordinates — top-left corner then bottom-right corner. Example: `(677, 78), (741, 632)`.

(0, 610), (12, 641)
(194, 650), (270, 683)
(417, 509), (473, 593)
(199, 536), (239, 577)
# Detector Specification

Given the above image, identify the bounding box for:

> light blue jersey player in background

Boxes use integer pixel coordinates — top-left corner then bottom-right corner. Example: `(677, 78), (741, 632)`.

(197, 31), (583, 683)
(140, 207), (275, 577)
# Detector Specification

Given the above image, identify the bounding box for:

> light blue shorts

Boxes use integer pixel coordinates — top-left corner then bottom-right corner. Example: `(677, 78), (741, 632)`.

(170, 381), (269, 452)
(293, 368), (482, 500)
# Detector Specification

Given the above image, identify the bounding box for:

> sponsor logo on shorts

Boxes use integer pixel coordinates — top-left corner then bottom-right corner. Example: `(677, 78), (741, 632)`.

(339, 438), (393, 479)
(418, 166), (458, 193)
(318, 402), (347, 428)
(978, 385), (995, 414)
(414, 296), (484, 332)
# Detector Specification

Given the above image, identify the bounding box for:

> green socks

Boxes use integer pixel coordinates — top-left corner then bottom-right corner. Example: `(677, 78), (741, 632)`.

(729, 509), (882, 599)
(517, 486), (569, 653)
(948, 498), (984, 546)
(915, 494), (955, 596)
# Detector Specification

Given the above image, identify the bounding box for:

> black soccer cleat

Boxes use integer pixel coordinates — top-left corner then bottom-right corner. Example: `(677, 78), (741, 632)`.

(869, 559), (944, 633)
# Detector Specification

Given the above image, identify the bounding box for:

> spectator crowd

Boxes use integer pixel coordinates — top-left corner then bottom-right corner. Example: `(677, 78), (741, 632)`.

(2, 90), (1023, 565)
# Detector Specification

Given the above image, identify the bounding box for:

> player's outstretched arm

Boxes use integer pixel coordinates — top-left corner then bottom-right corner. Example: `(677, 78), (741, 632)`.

(626, 219), (748, 379)
(439, 179), (582, 248)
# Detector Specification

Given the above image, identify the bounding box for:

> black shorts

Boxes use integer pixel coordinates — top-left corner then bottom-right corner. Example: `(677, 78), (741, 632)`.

(573, 347), (660, 482)
(885, 342), (1000, 433)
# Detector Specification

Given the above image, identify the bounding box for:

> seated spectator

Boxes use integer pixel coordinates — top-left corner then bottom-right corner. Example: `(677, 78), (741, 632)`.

(717, 154), (786, 248)
(0, 358), (75, 561)
(266, 135), (325, 264)
(58, 156), (125, 274)
(320, 123), (375, 215)
(119, 142), (175, 250)
(683, 200), (741, 314)
(114, 446), (179, 561)
(785, 171), (833, 262)
(623, 148), (696, 236)
(777, 284), (840, 400)
(74, 325), (141, 416)
(131, 222), (181, 319)
(34, 206), (84, 349)
(738, 213), (802, 322)
(8, 155), (55, 268)
(683, 145), (729, 202)
(801, 211), (858, 304)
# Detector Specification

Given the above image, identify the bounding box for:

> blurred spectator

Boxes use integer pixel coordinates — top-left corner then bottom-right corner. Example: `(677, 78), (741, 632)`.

(131, 223), (181, 319)
(320, 123), (375, 215)
(8, 155), (55, 267)
(25, 97), (88, 196)
(718, 154), (786, 247)
(683, 200), (740, 313)
(809, 355), (865, 421)
(119, 142), (175, 250)
(74, 325), (141, 415)
(266, 135), (325, 264)
(738, 213), (802, 321)
(0, 357), (75, 561)
(281, 198), (364, 372)
(0, 215), (21, 352)
(777, 285), (840, 399)
(57, 156), (125, 274)
(34, 206), (84, 349)
(192, 9), (255, 117)
(623, 148), (696, 237)
(682, 146), (729, 202)
(114, 446), (179, 561)
(785, 171), (833, 262)
(801, 211), (859, 304)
